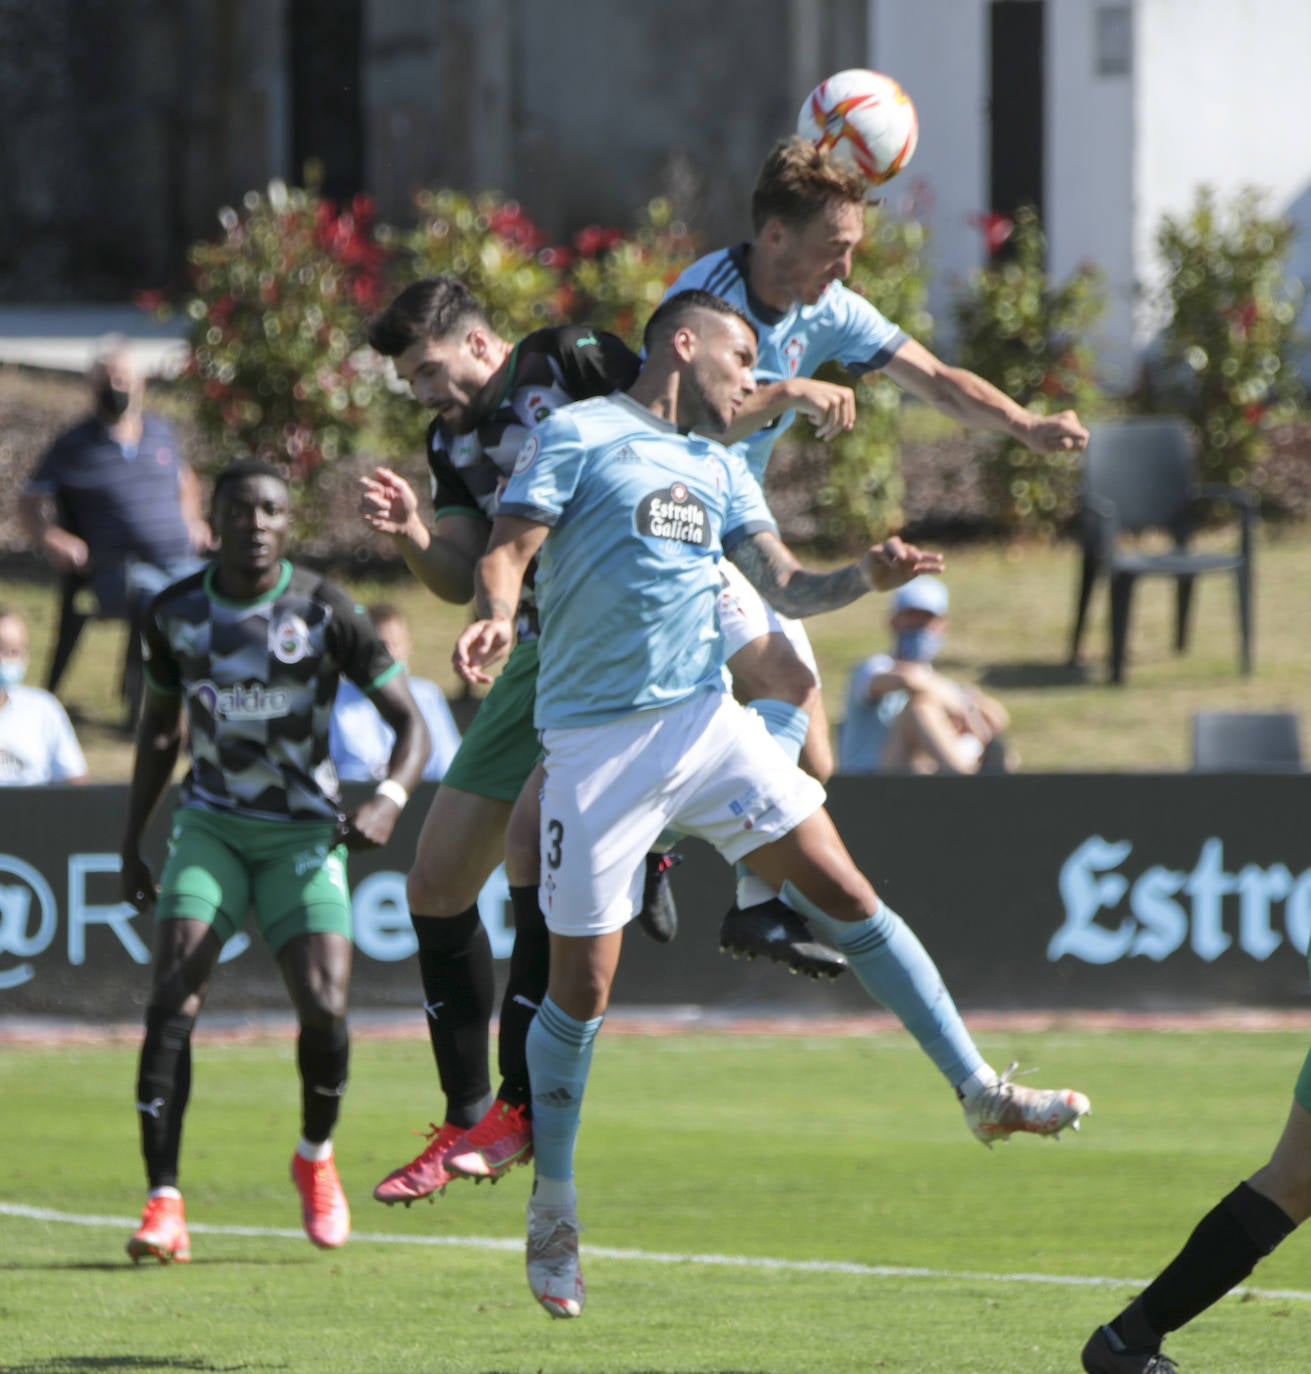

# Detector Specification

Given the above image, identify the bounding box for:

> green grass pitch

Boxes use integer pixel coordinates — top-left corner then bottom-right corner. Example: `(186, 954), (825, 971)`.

(2, 1026), (1310, 1372)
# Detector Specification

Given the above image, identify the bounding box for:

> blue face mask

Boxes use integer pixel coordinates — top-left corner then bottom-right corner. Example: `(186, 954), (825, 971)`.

(894, 629), (943, 663)
(0, 658), (27, 689)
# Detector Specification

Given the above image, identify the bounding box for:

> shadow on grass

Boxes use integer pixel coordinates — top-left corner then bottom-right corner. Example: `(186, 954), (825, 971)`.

(0, 1359), (287, 1373)
(0, 1256), (317, 1274)
(978, 660), (1097, 690)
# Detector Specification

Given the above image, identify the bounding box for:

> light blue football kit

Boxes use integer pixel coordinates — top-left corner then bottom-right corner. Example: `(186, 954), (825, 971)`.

(499, 391), (988, 1189)
(665, 244), (907, 482)
(498, 391), (775, 728)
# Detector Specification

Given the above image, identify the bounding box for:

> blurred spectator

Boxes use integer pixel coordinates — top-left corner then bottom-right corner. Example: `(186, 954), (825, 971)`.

(19, 336), (211, 628)
(330, 604), (461, 783)
(0, 606), (88, 784)
(838, 577), (1013, 775)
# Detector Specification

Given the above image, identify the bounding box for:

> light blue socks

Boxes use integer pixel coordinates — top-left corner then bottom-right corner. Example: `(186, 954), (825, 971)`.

(525, 994), (604, 1182)
(783, 885), (987, 1091)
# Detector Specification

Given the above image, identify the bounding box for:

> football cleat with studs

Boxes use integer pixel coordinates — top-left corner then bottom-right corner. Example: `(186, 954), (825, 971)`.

(962, 1062), (1091, 1146)
(373, 1121), (466, 1205)
(446, 1099), (533, 1182)
(526, 1196), (585, 1318)
(126, 1193), (191, 1265)
(719, 898), (848, 980)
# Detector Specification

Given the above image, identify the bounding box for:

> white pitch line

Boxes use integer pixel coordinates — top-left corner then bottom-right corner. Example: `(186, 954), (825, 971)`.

(4, 1201), (1311, 1305)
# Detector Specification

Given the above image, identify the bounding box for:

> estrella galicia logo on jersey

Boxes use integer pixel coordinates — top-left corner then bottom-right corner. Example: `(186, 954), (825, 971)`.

(192, 680), (292, 721)
(270, 613), (310, 664)
(636, 484), (710, 547)
(513, 433), (540, 475)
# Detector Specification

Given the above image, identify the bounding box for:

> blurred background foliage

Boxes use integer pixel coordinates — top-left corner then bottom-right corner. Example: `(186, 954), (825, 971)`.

(1140, 185), (1305, 498)
(163, 174), (1304, 547)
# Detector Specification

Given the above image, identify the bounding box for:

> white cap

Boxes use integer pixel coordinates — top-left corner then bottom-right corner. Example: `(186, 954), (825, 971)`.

(892, 576), (948, 615)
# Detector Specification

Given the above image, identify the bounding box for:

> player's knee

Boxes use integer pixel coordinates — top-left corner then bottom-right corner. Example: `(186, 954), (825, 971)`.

(729, 638), (817, 707)
(406, 862), (476, 916)
(800, 729), (835, 785)
(503, 827), (540, 888)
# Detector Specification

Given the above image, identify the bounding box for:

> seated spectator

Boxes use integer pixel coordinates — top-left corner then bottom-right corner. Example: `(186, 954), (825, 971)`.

(838, 577), (1013, 775)
(20, 336), (211, 629)
(330, 603), (461, 783)
(0, 606), (88, 784)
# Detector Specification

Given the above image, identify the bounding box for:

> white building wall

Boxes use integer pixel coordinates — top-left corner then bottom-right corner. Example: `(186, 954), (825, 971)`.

(1134, 0), (1311, 352)
(872, 0), (1311, 387)
(1047, 2), (1136, 388)
(870, 0), (989, 348)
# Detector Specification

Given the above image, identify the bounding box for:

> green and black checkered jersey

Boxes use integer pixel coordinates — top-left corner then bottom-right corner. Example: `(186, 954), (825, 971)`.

(426, 325), (641, 523)
(141, 561), (400, 822)
(426, 324), (640, 640)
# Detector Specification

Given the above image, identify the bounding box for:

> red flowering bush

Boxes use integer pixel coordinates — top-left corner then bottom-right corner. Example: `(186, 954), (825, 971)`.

(564, 198), (698, 350)
(951, 203), (1105, 534)
(179, 181), (392, 493)
(1144, 186), (1304, 492)
(808, 191), (934, 547)
(390, 189), (567, 340)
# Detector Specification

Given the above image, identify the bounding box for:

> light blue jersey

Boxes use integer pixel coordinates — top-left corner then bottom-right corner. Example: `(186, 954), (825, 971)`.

(664, 244), (906, 482)
(498, 393), (776, 729)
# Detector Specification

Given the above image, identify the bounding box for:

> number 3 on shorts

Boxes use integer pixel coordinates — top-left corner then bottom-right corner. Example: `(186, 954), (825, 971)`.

(544, 818), (564, 869)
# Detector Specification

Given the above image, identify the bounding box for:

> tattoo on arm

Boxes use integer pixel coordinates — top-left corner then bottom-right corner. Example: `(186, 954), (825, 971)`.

(475, 587), (516, 622)
(729, 532), (869, 618)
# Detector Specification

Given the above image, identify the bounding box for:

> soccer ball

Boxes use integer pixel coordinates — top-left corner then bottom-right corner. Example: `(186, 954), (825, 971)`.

(796, 68), (919, 187)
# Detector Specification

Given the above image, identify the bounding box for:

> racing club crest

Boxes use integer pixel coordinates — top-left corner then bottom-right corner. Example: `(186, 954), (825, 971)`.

(270, 612), (310, 664)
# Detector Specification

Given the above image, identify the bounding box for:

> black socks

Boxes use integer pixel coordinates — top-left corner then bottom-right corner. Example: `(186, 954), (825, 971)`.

(135, 1006), (196, 1189)
(411, 907), (495, 1128)
(496, 885), (551, 1110)
(1113, 1181), (1296, 1349)
(297, 1017), (350, 1144)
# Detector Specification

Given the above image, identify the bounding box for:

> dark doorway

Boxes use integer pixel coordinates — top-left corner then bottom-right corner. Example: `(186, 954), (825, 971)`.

(989, 1), (1045, 225)
(288, 0), (365, 201)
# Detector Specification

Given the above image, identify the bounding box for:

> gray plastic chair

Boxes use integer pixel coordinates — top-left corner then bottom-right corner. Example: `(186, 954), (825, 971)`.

(1068, 417), (1255, 684)
(1191, 711), (1302, 772)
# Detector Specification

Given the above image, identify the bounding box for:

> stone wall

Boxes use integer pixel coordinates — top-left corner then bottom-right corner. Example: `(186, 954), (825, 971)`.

(1, 0), (865, 300)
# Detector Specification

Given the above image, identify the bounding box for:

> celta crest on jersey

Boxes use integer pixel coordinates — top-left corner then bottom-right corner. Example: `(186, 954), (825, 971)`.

(270, 613), (311, 664)
(637, 484), (710, 546)
(513, 433), (540, 475)
(191, 680), (293, 721)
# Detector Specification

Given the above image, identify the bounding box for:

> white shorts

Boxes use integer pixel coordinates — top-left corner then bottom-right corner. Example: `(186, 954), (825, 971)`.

(718, 559), (820, 677)
(538, 689), (827, 937)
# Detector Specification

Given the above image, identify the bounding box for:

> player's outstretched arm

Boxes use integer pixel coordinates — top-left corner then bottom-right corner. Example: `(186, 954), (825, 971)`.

(120, 686), (185, 912)
(454, 516), (550, 685)
(717, 377), (858, 445)
(879, 338), (1089, 453)
(358, 466), (486, 603)
(728, 530), (943, 619)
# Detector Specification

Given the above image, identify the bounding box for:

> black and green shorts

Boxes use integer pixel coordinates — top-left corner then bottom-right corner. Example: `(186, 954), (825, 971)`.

(441, 637), (543, 802)
(154, 807), (352, 954)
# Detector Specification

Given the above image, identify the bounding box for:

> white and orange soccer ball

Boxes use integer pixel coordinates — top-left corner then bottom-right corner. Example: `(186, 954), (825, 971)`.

(797, 68), (919, 188)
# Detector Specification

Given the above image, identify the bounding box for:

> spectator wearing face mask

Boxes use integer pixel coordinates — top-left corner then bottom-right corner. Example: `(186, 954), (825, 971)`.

(20, 336), (212, 632)
(329, 603), (462, 784)
(837, 577), (1013, 775)
(0, 606), (88, 784)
